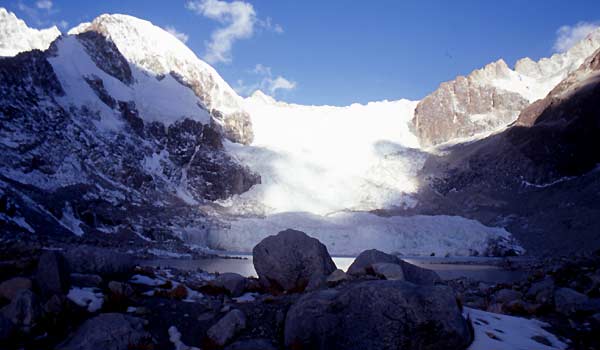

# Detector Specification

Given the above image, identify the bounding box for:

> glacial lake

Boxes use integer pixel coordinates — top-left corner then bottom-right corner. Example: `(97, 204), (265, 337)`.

(140, 254), (528, 283)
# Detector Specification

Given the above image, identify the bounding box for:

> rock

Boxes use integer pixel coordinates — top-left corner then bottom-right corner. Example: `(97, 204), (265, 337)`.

(210, 273), (247, 297)
(44, 294), (66, 314)
(398, 260), (442, 286)
(1, 290), (42, 332)
(0, 313), (15, 341)
(371, 262), (405, 281)
(252, 229), (336, 293)
(493, 288), (523, 304)
(206, 309), (247, 347)
(347, 249), (399, 276)
(0, 277), (32, 301)
(108, 281), (134, 299)
(224, 339), (277, 350)
(347, 249), (441, 285)
(36, 251), (70, 298)
(63, 246), (135, 278)
(70, 273), (103, 288)
(284, 280), (471, 350)
(326, 269), (349, 286)
(527, 278), (554, 304)
(555, 288), (600, 316)
(56, 313), (149, 350)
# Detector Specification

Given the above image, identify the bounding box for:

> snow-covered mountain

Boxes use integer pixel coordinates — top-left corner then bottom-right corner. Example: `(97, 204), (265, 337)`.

(0, 8), (60, 57)
(413, 28), (600, 146)
(0, 9), (258, 243)
(4, 8), (599, 256)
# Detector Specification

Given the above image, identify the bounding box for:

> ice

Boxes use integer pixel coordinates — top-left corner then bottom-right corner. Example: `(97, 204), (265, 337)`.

(208, 211), (522, 256)
(466, 307), (567, 350)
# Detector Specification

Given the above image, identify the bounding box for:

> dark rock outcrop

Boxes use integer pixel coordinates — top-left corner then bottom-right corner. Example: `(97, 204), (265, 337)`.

(36, 251), (70, 298)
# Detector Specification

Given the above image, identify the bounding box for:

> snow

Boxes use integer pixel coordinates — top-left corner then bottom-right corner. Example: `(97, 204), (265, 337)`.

(130, 274), (165, 286)
(59, 202), (84, 236)
(222, 95), (422, 216)
(0, 8), (60, 57)
(67, 287), (104, 312)
(74, 13), (245, 115)
(466, 307), (567, 350)
(48, 35), (210, 130)
(0, 213), (34, 233)
(168, 326), (200, 350)
(233, 292), (259, 303)
(208, 211), (522, 256)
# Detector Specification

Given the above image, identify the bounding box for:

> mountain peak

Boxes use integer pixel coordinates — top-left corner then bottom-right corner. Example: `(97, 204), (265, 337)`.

(0, 7), (60, 57)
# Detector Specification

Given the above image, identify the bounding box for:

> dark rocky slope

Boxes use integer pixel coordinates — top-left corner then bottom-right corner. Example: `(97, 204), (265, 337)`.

(397, 49), (600, 255)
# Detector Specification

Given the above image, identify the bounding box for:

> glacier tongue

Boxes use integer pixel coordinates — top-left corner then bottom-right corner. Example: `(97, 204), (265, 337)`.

(210, 93), (521, 256)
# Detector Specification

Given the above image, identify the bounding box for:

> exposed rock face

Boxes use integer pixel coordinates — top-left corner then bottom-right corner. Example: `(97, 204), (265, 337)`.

(1, 290), (42, 332)
(413, 29), (600, 146)
(284, 280), (471, 350)
(36, 251), (70, 298)
(57, 313), (149, 350)
(414, 66), (529, 146)
(63, 246), (134, 277)
(252, 229), (337, 293)
(407, 48), (600, 255)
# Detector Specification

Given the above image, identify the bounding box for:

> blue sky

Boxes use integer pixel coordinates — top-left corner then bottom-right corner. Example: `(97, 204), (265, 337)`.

(4, 0), (600, 105)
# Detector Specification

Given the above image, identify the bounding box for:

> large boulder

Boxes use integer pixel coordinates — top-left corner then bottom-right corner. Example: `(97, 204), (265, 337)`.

(36, 251), (71, 298)
(555, 288), (600, 316)
(347, 249), (441, 285)
(63, 246), (135, 278)
(0, 277), (32, 301)
(206, 309), (247, 347)
(284, 280), (471, 350)
(252, 229), (337, 293)
(1, 290), (42, 333)
(209, 273), (247, 297)
(56, 313), (149, 350)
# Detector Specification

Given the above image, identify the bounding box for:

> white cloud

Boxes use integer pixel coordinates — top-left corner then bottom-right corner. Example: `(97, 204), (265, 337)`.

(554, 21), (600, 52)
(267, 76), (296, 94)
(186, 0), (256, 64)
(164, 25), (190, 43)
(260, 17), (284, 34)
(234, 64), (296, 96)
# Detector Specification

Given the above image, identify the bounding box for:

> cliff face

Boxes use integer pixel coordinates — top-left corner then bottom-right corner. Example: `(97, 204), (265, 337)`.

(413, 29), (600, 146)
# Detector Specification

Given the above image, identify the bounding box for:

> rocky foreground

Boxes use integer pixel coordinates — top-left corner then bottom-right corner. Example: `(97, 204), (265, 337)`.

(0, 229), (598, 349)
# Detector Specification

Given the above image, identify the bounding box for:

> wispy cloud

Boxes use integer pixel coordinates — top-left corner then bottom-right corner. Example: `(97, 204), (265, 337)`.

(185, 0), (283, 64)
(234, 63), (296, 96)
(554, 21), (600, 52)
(164, 25), (190, 43)
(35, 0), (53, 10)
(186, 0), (256, 64)
(17, 0), (59, 27)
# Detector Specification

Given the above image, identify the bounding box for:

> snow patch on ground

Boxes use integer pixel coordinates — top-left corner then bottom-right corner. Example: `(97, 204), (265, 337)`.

(208, 211), (522, 256)
(67, 287), (104, 312)
(466, 307), (567, 350)
(168, 326), (200, 350)
(130, 274), (165, 286)
(59, 202), (84, 236)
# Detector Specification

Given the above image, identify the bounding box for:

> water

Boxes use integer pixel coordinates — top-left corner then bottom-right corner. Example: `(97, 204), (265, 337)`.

(140, 254), (527, 283)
